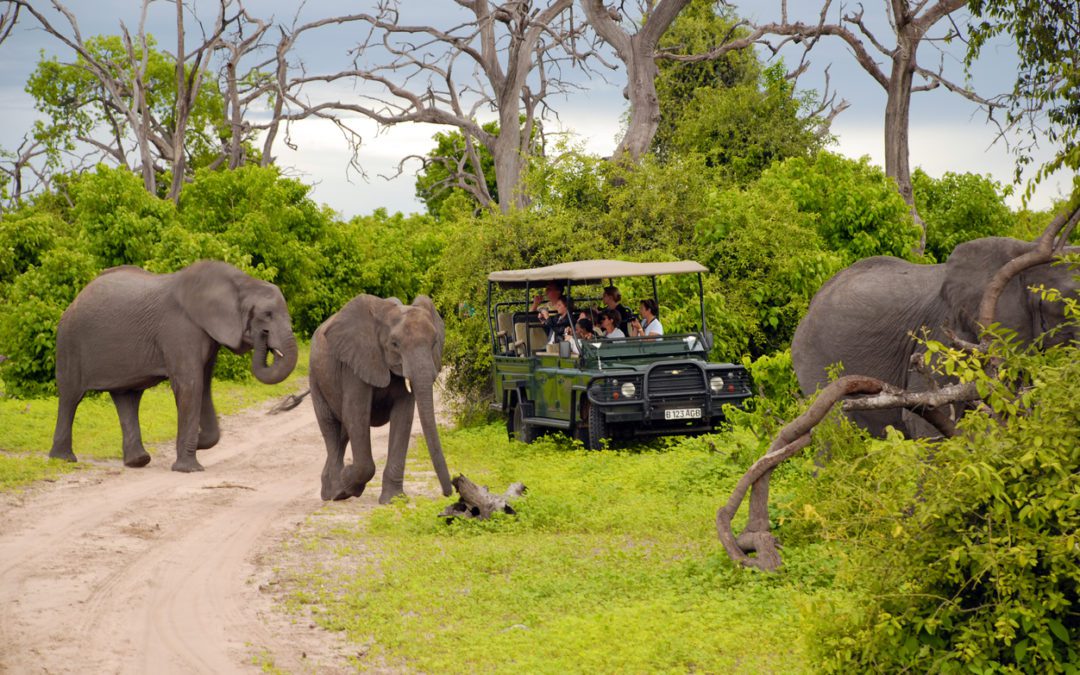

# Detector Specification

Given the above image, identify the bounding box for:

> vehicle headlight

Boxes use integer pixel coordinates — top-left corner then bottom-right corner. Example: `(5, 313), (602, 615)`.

(620, 381), (637, 398)
(709, 375), (725, 394)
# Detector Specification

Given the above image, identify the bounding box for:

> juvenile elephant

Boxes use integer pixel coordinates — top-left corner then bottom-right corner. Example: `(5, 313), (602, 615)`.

(49, 261), (298, 471)
(791, 237), (1078, 437)
(310, 294), (454, 503)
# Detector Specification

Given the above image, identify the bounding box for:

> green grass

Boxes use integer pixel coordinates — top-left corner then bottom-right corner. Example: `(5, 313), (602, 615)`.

(287, 425), (849, 673)
(0, 344), (310, 490)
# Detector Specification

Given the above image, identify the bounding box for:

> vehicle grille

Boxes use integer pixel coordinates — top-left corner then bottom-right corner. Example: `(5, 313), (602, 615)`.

(648, 364), (705, 395)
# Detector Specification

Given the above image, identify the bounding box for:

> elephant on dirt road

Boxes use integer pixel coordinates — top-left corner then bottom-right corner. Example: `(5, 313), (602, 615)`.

(49, 261), (299, 471)
(309, 294), (454, 503)
(791, 237), (1078, 437)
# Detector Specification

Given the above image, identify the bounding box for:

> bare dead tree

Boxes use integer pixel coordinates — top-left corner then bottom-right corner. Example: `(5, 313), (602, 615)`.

(0, 1), (17, 46)
(284, 1), (592, 212)
(750, 1), (1004, 254)
(5, 0), (372, 200)
(7, 0), (239, 196)
(718, 202), (1080, 571)
(0, 135), (50, 213)
(580, 0), (691, 161)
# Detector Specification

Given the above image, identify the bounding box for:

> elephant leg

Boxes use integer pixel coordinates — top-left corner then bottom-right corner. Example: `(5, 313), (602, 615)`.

(312, 386), (350, 501)
(48, 385), (84, 463)
(170, 374), (205, 473)
(197, 356), (220, 450)
(110, 390), (151, 468)
(339, 385), (376, 499)
(379, 394), (415, 504)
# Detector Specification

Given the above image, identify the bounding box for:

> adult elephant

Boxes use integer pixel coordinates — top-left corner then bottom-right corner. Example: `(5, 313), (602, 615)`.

(309, 294), (454, 503)
(49, 261), (298, 471)
(791, 237), (1078, 437)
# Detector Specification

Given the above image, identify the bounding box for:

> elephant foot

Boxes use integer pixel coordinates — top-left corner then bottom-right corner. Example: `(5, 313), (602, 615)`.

(378, 486), (406, 505)
(123, 451), (151, 468)
(171, 457), (205, 473)
(331, 482), (365, 501)
(48, 448), (78, 463)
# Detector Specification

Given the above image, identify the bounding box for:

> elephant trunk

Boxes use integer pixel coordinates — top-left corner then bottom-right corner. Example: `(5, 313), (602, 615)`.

(414, 384), (453, 497)
(252, 328), (298, 384)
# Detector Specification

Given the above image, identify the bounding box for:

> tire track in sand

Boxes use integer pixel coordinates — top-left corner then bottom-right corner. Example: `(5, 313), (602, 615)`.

(0, 390), (429, 673)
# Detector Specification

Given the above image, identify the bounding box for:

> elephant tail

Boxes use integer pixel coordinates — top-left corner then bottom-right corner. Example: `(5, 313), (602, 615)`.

(268, 388), (310, 415)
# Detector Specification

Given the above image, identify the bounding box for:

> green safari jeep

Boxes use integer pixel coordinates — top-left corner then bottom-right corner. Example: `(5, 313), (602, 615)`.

(486, 259), (753, 449)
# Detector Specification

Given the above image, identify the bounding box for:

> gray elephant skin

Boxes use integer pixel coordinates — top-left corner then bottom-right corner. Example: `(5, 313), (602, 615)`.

(309, 294), (454, 503)
(791, 237), (1078, 437)
(49, 261), (299, 471)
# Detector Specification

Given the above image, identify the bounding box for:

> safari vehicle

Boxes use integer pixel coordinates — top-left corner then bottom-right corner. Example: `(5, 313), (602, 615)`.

(486, 260), (753, 449)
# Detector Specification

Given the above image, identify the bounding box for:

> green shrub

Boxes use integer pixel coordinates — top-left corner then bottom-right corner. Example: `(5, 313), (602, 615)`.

(801, 300), (1080, 671)
(913, 169), (1015, 261)
(0, 246), (99, 396)
(759, 152), (921, 262)
(70, 165), (177, 267)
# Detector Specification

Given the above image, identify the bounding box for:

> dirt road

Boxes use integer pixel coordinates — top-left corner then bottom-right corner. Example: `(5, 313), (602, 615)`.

(0, 392), (439, 673)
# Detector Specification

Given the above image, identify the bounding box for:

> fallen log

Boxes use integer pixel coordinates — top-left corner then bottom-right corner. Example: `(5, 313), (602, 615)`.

(439, 474), (526, 520)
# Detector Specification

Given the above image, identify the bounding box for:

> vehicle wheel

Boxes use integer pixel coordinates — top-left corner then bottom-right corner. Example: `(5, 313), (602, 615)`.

(586, 402), (608, 450)
(511, 404), (537, 444)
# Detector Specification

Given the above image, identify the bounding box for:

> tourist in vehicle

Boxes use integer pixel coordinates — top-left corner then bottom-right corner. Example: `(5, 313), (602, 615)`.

(602, 286), (633, 333)
(565, 317), (596, 355)
(530, 280), (564, 313)
(541, 296), (572, 342)
(598, 309), (625, 338)
(629, 299), (663, 337)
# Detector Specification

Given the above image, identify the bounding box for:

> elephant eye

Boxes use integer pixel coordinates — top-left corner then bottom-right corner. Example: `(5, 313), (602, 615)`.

(391, 339), (400, 348)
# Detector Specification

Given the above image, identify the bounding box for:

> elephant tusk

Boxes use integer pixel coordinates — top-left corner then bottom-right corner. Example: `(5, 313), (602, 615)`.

(272, 348), (284, 358)
(405, 378), (413, 394)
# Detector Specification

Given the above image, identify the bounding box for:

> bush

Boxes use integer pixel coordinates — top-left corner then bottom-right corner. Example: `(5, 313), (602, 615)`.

(913, 169), (1015, 261)
(801, 303), (1080, 671)
(70, 165), (177, 268)
(0, 246), (99, 396)
(758, 152), (921, 261)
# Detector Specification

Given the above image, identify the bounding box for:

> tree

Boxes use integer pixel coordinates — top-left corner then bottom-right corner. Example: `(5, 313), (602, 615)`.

(966, 0), (1080, 200)
(751, 0), (1000, 253)
(580, 0), (691, 161)
(305, 1), (590, 212)
(415, 123), (500, 216)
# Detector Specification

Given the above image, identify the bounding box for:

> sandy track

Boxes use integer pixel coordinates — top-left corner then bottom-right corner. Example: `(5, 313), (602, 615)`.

(0, 391), (437, 674)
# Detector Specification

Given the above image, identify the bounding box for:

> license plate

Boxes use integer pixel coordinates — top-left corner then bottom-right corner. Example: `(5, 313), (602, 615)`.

(664, 408), (702, 420)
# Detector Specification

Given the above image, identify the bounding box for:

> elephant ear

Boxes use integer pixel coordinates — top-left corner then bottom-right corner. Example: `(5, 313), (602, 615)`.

(325, 295), (393, 388)
(940, 237), (1034, 340)
(413, 295), (445, 369)
(173, 261), (245, 350)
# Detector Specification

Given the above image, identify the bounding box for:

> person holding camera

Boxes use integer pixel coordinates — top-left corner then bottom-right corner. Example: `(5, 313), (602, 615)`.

(629, 298), (663, 338)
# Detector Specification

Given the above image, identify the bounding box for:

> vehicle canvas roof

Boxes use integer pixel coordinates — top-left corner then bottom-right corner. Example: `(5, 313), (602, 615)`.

(487, 259), (707, 287)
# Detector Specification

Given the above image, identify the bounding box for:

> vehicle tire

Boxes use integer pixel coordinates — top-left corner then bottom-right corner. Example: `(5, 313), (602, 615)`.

(586, 402), (609, 450)
(511, 403), (537, 444)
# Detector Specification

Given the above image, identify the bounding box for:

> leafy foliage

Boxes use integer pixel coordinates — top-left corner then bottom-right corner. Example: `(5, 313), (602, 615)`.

(26, 34), (227, 180)
(800, 298), (1080, 671)
(0, 247), (98, 397)
(913, 169), (1016, 261)
(414, 122), (500, 216)
(966, 0), (1080, 192)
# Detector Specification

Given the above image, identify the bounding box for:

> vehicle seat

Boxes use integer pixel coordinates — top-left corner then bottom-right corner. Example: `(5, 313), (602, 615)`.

(528, 325), (548, 354)
(496, 312), (514, 354)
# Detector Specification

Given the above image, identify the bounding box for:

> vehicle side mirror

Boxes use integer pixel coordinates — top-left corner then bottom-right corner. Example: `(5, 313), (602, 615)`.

(701, 330), (714, 352)
(559, 341), (571, 358)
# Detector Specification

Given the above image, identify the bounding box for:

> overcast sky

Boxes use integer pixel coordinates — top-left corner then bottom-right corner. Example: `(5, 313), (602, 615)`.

(1, 1), (1073, 219)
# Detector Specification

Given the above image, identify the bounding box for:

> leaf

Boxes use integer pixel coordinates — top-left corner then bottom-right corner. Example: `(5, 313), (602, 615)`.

(1047, 618), (1070, 643)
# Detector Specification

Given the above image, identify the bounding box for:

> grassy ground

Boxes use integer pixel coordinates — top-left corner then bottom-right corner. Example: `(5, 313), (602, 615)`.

(285, 425), (847, 673)
(0, 345), (310, 491)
